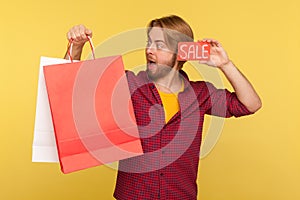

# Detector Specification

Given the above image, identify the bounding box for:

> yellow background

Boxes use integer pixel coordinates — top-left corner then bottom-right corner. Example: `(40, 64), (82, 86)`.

(0, 0), (299, 199)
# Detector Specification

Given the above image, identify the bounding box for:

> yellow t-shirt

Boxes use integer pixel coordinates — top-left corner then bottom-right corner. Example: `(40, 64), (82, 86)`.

(157, 82), (184, 123)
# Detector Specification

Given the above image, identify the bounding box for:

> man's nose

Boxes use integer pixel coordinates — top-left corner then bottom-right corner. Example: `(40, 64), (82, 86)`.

(146, 43), (155, 54)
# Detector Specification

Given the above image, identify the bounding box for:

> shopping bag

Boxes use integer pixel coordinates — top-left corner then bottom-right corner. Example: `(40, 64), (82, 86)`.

(32, 56), (74, 162)
(43, 39), (143, 173)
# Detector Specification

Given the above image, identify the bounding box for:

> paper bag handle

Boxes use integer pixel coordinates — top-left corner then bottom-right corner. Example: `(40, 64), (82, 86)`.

(67, 36), (95, 62)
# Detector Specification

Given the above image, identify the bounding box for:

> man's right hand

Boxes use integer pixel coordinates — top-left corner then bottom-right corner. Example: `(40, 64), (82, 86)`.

(64, 24), (93, 60)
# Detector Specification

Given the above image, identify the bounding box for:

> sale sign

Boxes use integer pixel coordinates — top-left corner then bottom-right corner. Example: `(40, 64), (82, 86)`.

(177, 42), (210, 61)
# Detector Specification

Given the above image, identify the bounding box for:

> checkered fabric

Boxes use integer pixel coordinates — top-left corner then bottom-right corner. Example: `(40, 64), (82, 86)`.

(113, 70), (253, 200)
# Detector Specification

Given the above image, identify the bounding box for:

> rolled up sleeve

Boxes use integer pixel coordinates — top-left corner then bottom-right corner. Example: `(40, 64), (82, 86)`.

(204, 82), (254, 118)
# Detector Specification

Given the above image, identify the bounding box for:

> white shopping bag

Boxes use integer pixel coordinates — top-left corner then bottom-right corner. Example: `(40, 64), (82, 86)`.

(32, 56), (73, 162)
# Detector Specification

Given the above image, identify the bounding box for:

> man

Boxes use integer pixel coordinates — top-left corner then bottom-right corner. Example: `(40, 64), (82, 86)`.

(65, 15), (261, 200)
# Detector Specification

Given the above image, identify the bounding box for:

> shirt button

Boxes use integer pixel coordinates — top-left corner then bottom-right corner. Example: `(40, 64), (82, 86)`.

(160, 173), (164, 176)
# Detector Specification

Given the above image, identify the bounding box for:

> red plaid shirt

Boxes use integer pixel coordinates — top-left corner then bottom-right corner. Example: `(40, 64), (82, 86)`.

(113, 70), (253, 200)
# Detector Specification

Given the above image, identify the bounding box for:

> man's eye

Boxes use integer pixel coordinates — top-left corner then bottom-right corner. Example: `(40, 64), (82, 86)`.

(156, 43), (165, 49)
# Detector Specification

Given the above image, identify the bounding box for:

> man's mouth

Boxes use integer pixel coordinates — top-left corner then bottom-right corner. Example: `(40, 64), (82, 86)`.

(147, 59), (157, 70)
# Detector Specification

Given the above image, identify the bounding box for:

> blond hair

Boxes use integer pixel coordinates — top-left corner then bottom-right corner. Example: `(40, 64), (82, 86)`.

(147, 15), (194, 69)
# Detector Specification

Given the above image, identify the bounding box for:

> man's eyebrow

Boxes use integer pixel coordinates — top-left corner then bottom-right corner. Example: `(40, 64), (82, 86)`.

(154, 40), (166, 43)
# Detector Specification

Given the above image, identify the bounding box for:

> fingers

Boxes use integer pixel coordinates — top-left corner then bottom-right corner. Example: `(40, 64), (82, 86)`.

(85, 28), (93, 37)
(199, 38), (222, 48)
(66, 24), (92, 45)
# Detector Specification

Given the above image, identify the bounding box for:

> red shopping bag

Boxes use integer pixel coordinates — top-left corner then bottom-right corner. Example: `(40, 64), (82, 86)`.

(43, 39), (143, 173)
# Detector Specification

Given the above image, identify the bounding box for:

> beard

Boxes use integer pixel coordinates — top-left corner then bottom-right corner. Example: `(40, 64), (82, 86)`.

(146, 54), (177, 81)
